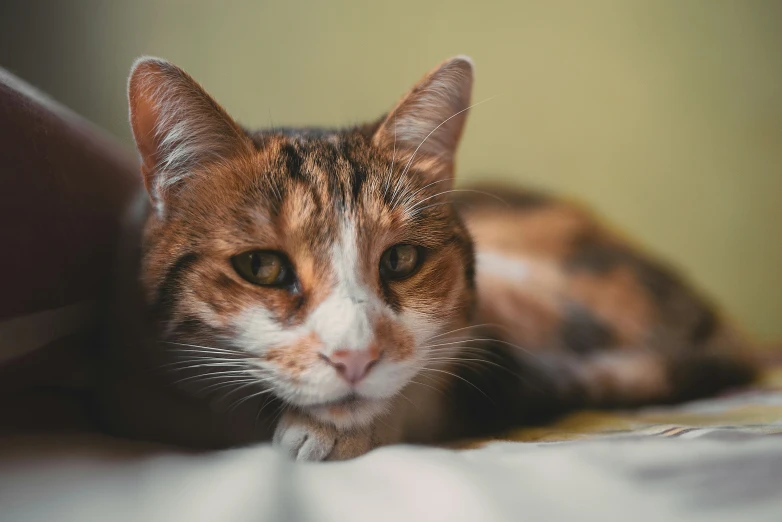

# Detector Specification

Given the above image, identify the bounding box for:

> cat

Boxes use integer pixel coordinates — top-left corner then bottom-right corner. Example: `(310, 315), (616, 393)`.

(96, 55), (757, 460)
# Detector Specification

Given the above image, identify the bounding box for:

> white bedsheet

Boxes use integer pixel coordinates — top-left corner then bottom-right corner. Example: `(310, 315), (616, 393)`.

(2, 434), (781, 522)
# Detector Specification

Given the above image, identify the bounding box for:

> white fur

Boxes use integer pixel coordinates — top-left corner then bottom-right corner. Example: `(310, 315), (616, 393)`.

(235, 307), (299, 355)
(234, 307), (347, 407)
(309, 219), (374, 356)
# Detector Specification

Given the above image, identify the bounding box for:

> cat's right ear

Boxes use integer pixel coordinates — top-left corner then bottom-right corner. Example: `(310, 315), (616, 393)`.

(128, 57), (250, 214)
(372, 56), (474, 184)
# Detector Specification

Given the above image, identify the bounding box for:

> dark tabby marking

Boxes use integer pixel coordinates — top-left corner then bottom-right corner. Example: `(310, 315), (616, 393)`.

(560, 303), (616, 355)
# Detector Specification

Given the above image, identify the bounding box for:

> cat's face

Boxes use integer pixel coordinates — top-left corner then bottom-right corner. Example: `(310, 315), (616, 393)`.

(129, 57), (475, 429)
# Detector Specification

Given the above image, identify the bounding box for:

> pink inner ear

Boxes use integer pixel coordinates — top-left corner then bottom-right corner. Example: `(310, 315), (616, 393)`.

(128, 61), (169, 194)
(129, 89), (165, 194)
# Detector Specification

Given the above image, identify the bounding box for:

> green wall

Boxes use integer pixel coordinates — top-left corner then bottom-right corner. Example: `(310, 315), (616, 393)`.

(2, 0), (780, 341)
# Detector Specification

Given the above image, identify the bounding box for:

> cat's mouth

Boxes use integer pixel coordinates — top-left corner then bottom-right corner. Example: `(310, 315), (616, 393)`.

(305, 392), (387, 428)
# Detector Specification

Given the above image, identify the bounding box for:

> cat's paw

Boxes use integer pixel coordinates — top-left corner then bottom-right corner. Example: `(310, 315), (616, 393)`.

(327, 429), (373, 461)
(273, 412), (335, 461)
(273, 411), (372, 461)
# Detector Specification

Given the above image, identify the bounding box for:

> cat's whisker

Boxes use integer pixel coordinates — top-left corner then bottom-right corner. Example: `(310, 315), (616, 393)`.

(166, 353), (247, 363)
(200, 378), (260, 393)
(424, 356), (499, 365)
(395, 390), (419, 411)
(160, 358), (249, 369)
(425, 337), (537, 357)
(167, 349), (244, 358)
(201, 381), (261, 400)
(411, 191), (509, 215)
(162, 364), (251, 376)
(423, 356), (514, 379)
(407, 188), (508, 214)
(161, 340), (244, 355)
(408, 378), (447, 397)
(403, 188), (458, 212)
(389, 170), (412, 210)
(424, 340), (495, 350)
(388, 92), (499, 209)
(215, 383), (270, 407)
(398, 95), (499, 181)
(417, 367), (490, 400)
(383, 110), (398, 200)
(388, 100), (499, 214)
(226, 387), (275, 412)
(410, 202), (453, 214)
(269, 403), (288, 427)
(171, 370), (257, 385)
(425, 322), (511, 341)
(256, 394), (278, 427)
(393, 177), (454, 211)
(424, 346), (496, 357)
(421, 337), (499, 349)
(388, 163), (408, 208)
(203, 378), (276, 403)
(428, 348), (552, 395)
(425, 342), (494, 351)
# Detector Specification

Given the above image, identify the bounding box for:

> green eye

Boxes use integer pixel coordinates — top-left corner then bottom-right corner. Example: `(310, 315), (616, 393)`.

(380, 244), (421, 281)
(232, 251), (290, 286)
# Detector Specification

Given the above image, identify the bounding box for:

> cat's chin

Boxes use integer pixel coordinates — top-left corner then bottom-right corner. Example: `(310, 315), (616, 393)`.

(306, 395), (388, 431)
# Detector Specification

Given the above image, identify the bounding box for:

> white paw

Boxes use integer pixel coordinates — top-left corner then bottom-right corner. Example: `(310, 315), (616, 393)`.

(273, 413), (336, 461)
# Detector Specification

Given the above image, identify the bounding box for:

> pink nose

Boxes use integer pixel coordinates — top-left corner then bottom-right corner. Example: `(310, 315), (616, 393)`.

(320, 348), (381, 384)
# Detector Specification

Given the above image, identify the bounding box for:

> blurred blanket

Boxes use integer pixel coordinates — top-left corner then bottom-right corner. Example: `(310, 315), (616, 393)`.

(2, 364), (781, 522)
(2, 419), (781, 521)
(458, 361), (782, 447)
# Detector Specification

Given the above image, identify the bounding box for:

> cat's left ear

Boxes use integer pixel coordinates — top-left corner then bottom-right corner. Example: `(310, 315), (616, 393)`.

(372, 56), (474, 182)
(128, 57), (252, 214)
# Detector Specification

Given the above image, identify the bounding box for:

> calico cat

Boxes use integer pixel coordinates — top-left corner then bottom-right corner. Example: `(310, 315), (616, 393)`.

(98, 56), (757, 460)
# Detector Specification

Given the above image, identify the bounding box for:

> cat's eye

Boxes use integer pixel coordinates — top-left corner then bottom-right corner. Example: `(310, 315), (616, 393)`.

(380, 244), (421, 281)
(232, 250), (291, 286)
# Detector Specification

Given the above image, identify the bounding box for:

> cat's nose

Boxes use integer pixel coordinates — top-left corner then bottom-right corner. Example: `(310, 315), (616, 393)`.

(320, 347), (381, 384)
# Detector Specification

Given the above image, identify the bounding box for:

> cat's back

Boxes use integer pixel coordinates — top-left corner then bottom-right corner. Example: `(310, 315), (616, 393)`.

(454, 184), (757, 406)
(455, 185), (652, 355)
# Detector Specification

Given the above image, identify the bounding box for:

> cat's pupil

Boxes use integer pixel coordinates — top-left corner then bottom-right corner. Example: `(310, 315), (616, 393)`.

(389, 247), (399, 271)
(250, 252), (262, 276)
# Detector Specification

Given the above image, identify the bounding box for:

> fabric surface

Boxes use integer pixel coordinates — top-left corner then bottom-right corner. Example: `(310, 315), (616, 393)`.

(2, 361), (781, 522)
(456, 359), (782, 447)
(2, 419), (782, 522)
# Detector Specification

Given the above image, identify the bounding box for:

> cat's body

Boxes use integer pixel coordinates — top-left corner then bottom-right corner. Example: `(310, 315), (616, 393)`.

(97, 56), (756, 459)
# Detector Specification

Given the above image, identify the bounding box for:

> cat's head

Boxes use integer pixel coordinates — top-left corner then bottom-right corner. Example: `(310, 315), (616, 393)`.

(128, 56), (476, 429)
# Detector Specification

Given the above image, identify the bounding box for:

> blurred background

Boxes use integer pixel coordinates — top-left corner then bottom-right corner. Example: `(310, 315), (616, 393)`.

(1, 0), (780, 342)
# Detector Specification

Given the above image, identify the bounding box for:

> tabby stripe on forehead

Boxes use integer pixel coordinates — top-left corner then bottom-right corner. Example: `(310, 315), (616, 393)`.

(281, 144), (304, 180)
(340, 143), (367, 203)
(152, 252), (199, 318)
